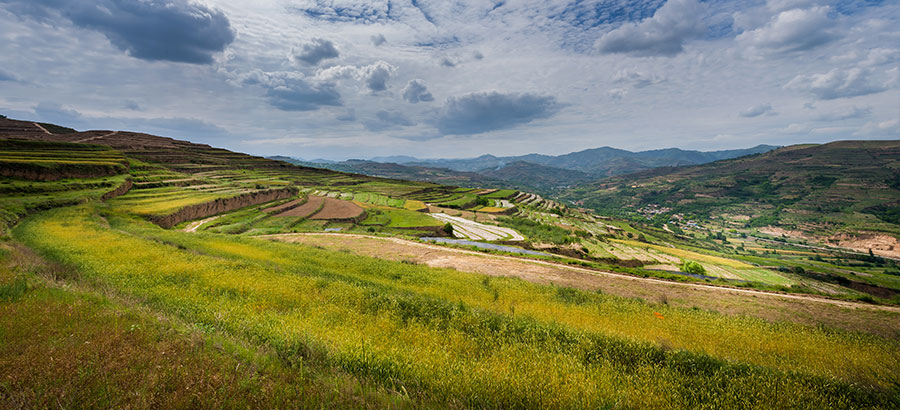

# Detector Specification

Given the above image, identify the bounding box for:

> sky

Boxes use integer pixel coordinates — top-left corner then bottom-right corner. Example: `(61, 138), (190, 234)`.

(0, 0), (897, 160)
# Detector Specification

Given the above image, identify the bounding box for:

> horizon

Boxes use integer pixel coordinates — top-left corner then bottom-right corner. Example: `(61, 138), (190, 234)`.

(0, 0), (897, 160)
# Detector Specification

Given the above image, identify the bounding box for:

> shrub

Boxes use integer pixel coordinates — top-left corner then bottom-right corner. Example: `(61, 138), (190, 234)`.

(680, 260), (706, 275)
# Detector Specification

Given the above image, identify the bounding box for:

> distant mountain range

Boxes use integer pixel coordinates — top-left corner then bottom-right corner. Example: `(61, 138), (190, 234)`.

(274, 144), (779, 193)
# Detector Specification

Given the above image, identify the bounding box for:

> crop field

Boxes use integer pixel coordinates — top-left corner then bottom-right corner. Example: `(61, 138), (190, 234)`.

(480, 189), (518, 199)
(309, 198), (365, 221)
(402, 199), (427, 212)
(276, 195), (325, 217)
(9, 204), (900, 409)
(358, 205), (443, 228)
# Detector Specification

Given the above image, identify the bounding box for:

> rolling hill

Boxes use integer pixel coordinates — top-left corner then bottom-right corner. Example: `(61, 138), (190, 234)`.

(3, 116), (900, 409)
(291, 144), (778, 195)
(563, 140), (900, 253)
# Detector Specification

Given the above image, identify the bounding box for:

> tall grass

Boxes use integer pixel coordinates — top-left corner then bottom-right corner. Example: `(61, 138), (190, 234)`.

(15, 205), (900, 409)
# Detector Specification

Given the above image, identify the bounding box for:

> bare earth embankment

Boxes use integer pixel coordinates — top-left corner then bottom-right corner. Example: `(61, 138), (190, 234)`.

(263, 233), (900, 338)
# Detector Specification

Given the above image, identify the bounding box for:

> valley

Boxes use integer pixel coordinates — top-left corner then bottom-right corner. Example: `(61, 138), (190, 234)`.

(1, 117), (898, 408)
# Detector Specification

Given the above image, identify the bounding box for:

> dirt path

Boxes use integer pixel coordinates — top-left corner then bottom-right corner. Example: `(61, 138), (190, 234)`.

(183, 216), (220, 233)
(259, 233), (900, 338)
(32, 122), (51, 135)
(74, 131), (118, 144)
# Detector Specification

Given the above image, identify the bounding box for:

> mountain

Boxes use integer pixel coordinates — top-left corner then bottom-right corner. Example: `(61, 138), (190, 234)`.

(562, 140), (900, 237)
(477, 161), (595, 190)
(380, 145), (779, 177)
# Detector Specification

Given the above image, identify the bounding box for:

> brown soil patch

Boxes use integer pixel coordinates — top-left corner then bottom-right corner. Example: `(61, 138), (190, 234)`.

(263, 197), (307, 214)
(310, 198), (365, 221)
(830, 232), (900, 259)
(262, 233), (900, 339)
(277, 195), (324, 217)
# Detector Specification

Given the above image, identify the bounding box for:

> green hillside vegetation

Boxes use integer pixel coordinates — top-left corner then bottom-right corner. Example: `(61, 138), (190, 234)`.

(564, 141), (900, 237)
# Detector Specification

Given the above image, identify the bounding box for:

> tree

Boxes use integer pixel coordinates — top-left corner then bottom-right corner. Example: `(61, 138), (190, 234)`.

(680, 260), (706, 275)
(443, 223), (454, 236)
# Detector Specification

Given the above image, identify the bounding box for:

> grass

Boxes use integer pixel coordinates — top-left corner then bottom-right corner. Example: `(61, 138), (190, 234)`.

(481, 189), (518, 199)
(0, 243), (419, 409)
(403, 199), (427, 212)
(12, 204), (900, 409)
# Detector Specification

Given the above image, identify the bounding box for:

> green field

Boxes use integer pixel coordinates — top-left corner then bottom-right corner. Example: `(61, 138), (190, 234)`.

(10, 204), (900, 409)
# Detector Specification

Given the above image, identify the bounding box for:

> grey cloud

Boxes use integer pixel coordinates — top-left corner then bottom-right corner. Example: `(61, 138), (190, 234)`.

(262, 76), (342, 111)
(0, 68), (20, 82)
(314, 61), (396, 92)
(439, 57), (456, 67)
(613, 69), (664, 89)
(785, 68), (892, 100)
(472, 51), (484, 60)
(359, 61), (395, 92)
(124, 100), (142, 111)
(293, 38), (340, 65)
(364, 110), (416, 131)
(435, 91), (561, 135)
(814, 106), (872, 122)
(34, 102), (85, 127)
(594, 0), (706, 57)
(371, 34), (386, 46)
(402, 79), (434, 103)
(2, 0), (235, 64)
(739, 104), (773, 118)
(737, 6), (838, 54)
(336, 109), (356, 122)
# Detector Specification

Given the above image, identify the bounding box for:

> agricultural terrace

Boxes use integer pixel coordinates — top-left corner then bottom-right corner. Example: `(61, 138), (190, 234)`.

(0, 139), (128, 181)
(10, 204), (900, 409)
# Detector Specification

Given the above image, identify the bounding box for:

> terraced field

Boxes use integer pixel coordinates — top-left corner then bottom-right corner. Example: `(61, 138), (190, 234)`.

(10, 205), (900, 409)
(431, 213), (524, 241)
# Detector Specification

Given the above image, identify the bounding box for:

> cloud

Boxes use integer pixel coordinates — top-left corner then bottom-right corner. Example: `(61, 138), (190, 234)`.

(737, 6), (838, 55)
(613, 69), (664, 89)
(739, 104), (774, 118)
(814, 106), (871, 121)
(2, 0), (235, 64)
(439, 57), (456, 67)
(359, 61), (395, 92)
(472, 51), (484, 60)
(402, 79), (434, 103)
(435, 91), (561, 135)
(248, 72), (342, 111)
(363, 110), (416, 131)
(336, 109), (356, 122)
(608, 88), (627, 101)
(594, 0), (706, 57)
(124, 100), (142, 111)
(0, 68), (20, 82)
(33, 101), (84, 126)
(315, 61), (396, 92)
(371, 34), (386, 46)
(785, 67), (893, 100)
(293, 38), (340, 65)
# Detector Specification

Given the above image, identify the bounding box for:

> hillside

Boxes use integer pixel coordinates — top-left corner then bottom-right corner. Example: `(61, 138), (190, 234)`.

(564, 140), (900, 255)
(2, 117), (900, 409)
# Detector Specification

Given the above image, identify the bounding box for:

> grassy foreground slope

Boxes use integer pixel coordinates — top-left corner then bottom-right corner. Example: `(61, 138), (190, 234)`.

(8, 204), (900, 409)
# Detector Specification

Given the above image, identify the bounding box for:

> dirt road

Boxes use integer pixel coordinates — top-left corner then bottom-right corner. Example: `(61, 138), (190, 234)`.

(183, 216), (220, 233)
(260, 232), (900, 338)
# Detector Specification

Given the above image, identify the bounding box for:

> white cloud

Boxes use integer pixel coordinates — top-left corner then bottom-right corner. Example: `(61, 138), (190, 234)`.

(740, 104), (774, 118)
(737, 6), (839, 55)
(594, 0), (706, 57)
(785, 67), (893, 100)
